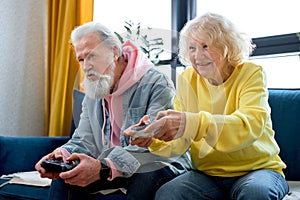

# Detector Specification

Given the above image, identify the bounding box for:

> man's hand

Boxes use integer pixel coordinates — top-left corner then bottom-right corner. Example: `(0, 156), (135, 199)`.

(124, 115), (154, 147)
(59, 153), (101, 187)
(35, 148), (71, 180)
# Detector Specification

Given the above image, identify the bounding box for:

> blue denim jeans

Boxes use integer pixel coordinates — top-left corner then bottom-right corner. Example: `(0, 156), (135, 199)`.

(155, 169), (289, 200)
(48, 166), (175, 200)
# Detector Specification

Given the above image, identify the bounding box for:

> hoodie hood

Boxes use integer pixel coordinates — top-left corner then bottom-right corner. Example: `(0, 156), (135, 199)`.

(112, 40), (153, 95)
(104, 41), (153, 146)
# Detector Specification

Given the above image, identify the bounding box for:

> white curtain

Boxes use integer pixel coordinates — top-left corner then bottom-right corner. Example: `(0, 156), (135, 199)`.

(0, 0), (47, 136)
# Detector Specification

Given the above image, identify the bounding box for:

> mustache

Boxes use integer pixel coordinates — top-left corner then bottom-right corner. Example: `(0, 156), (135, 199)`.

(86, 70), (111, 80)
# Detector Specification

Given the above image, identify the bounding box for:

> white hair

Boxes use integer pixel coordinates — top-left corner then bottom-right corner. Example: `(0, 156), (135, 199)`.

(179, 12), (255, 67)
(71, 22), (122, 55)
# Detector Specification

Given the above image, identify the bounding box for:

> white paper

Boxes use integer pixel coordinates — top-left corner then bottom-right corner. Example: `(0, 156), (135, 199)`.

(0, 171), (51, 187)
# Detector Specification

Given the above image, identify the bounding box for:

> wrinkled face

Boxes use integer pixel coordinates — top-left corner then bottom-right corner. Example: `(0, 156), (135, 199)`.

(187, 35), (224, 82)
(75, 32), (114, 78)
(74, 33), (115, 99)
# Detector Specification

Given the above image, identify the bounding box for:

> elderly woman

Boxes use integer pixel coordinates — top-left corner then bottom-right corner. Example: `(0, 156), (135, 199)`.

(125, 12), (289, 199)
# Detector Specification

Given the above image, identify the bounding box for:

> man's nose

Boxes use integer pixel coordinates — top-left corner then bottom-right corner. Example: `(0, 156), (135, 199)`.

(82, 61), (92, 72)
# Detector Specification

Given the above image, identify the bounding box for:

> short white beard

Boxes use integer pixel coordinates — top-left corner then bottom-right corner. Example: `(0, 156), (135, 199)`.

(83, 67), (114, 99)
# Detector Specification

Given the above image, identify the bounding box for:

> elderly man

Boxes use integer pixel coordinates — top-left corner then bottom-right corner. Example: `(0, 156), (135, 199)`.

(35, 22), (190, 200)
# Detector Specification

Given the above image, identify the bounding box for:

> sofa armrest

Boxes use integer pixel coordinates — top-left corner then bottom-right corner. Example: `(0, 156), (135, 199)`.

(0, 136), (69, 175)
(268, 89), (300, 181)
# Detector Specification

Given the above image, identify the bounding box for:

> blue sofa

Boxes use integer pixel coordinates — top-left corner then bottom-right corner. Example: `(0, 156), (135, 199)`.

(0, 89), (300, 199)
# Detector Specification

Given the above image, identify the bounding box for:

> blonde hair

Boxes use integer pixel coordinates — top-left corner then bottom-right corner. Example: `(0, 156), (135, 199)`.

(178, 12), (255, 67)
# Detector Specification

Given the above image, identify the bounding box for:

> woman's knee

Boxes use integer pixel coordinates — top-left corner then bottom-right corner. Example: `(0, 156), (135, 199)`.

(155, 180), (180, 200)
(231, 170), (288, 200)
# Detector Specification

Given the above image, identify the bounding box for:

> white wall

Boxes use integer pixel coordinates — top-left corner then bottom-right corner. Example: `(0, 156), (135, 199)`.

(0, 0), (47, 136)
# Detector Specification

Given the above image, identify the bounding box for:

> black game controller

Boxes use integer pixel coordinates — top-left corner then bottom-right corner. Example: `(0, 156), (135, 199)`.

(41, 159), (79, 173)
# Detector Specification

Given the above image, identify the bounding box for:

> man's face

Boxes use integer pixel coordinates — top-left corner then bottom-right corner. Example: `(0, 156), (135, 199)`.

(74, 33), (115, 99)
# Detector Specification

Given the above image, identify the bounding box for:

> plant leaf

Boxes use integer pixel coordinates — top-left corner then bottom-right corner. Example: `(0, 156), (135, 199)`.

(114, 32), (124, 43)
(124, 26), (132, 34)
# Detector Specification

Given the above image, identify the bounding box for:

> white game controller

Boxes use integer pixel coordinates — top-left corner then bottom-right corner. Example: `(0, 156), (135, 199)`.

(131, 124), (154, 139)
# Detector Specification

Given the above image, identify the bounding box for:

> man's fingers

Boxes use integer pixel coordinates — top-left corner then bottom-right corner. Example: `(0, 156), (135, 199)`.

(66, 153), (80, 162)
(53, 150), (63, 161)
(140, 115), (151, 124)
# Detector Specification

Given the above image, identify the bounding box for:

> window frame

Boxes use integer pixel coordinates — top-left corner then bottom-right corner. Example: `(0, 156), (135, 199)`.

(163, 0), (300, 86)
(252, 33), (300, 56)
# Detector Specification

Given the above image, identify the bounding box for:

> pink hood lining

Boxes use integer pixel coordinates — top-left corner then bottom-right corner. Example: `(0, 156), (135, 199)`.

(103, 41), (153, 146)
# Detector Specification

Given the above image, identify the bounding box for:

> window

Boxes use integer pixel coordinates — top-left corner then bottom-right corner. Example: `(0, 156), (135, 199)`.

(93, 0), (172, 61)
(94, 0), (171, 33)
(197, 0), (300, 38)
(93, 1), (300, 88)
(249, 54), (300, 88)
(197, 0), (300, 88)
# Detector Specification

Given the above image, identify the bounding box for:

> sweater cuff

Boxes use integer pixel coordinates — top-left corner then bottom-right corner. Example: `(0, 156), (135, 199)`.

(149, 139), (167, 152)
(184, 112), (202, 140)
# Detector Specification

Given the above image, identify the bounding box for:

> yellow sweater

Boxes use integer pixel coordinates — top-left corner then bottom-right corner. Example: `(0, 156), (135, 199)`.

(150, 62), (286, 177)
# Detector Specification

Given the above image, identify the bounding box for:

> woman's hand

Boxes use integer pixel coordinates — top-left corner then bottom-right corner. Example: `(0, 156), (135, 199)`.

(124, 110), (186, 146)
(152, 109), (186, 141)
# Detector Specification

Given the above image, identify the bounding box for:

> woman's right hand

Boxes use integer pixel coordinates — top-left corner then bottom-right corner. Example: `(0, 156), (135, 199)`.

(150, 109), (186, 142)
(124, 110), (186, 147)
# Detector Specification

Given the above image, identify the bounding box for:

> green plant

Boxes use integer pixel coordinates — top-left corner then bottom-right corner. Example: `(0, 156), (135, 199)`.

(114, 20), (164, 64)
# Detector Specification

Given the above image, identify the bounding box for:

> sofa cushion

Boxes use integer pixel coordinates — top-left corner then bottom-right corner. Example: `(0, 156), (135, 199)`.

(70, 89), (85, 136)
(268, 89), (300, 181)
(0, 136), (68, 175)
(0, 179), (49, 200)
(0, 179), (126, 200)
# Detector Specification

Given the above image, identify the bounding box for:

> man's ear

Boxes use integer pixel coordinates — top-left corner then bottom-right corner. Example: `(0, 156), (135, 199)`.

(112, 46), (120, 60)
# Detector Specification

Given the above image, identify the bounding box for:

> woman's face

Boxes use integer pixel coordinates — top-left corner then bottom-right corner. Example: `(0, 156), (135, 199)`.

(187, 35), (225, 83)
